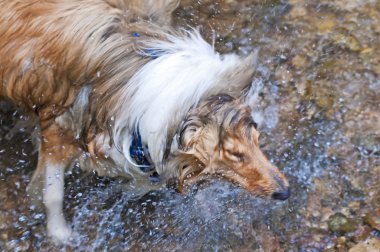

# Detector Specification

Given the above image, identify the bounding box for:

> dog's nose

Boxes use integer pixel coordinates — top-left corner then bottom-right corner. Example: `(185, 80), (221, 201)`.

(271, 186), (291, 201)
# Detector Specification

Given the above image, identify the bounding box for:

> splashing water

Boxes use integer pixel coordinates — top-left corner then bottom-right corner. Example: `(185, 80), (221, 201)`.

(1, 0), (380, 251)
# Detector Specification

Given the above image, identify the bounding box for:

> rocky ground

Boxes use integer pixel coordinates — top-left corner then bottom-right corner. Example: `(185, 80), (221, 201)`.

(0, 0), (379, 251)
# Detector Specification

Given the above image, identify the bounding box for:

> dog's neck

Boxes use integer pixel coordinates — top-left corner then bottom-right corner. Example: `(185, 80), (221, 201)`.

(105, 31), (257, 175)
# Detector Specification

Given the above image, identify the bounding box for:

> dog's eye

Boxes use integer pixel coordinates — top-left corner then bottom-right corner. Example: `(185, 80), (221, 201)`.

(226, 150), (245, 162)
(252, 121), (258, 129)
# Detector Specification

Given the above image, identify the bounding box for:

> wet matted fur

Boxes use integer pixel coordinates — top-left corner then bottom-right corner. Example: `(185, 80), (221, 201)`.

(0, 0), (290, 243)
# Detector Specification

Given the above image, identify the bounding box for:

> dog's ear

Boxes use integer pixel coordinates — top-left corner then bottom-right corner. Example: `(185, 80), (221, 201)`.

(218, 49), (260, 97)
(178, 114), (204, 149)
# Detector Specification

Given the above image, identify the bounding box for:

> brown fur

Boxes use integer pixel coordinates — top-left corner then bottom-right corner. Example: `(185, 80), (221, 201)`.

(0, 0), (289, 242)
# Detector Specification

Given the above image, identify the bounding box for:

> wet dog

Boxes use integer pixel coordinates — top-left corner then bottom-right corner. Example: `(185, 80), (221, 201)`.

(0, 0), (289, 243)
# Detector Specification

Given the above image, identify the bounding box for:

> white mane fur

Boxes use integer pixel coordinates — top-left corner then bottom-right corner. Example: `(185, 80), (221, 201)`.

(111, 30), (256, 176)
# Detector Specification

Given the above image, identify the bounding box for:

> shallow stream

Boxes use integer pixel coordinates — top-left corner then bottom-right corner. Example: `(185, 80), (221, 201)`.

(1, 0), (379, 251)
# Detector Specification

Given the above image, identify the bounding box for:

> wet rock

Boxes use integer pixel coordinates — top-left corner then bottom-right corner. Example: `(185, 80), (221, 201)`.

(352, 134), (380, 156)
(303, 82), (337, 118)
(255, 230), (281, 252)
(324, 0), (369, 12)
(333, 236), (349, 251)
(341, 21), (360, 34)
(275, 65), (293, 85)
(328, 213), (358, 234)
(353, 225), (373, 243)
(0, 231), (9, 241)
(348, 201), (361, 212)
(0, 212), (13, 230)
(0, 186), (7, 202)
(316, 59), (337, 78)
(294, 82), (307, 97)
(292, 55), (307, 69)
(330, 28), (362, 52)
(349, 238), (380, 252)
(317, 15), (337, 34)
(5, 237), (31, 252)
(288, 4), (307, 19)
(364, 209), (380, 231)
(373, 64), (380, 75)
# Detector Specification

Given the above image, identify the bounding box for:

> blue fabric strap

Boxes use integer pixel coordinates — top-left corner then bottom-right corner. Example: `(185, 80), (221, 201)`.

(129, 128), (153, 172)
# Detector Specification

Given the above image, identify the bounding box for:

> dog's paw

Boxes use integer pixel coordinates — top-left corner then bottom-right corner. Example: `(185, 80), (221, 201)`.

(47, 219), (72, 244)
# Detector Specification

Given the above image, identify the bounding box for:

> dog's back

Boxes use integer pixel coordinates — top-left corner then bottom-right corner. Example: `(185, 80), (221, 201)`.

(1, 1), (98, 122)
(0, 0), (177, 122)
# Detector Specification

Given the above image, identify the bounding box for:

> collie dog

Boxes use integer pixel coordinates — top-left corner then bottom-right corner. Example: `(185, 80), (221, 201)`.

(0, 0), (290, 243)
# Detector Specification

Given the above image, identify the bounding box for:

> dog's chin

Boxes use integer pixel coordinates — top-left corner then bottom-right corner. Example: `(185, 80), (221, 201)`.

(177, 172), (242, 196)
(177, 170), (285, 201)
(210, 169), (285, 200)
(176, 172), (211, 194)
(199, 173), (279, 199)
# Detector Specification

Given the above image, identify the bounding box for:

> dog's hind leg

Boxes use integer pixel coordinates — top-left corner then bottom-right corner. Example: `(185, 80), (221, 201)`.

(27, 121), (78, 243)
(26, 144), (46, 208)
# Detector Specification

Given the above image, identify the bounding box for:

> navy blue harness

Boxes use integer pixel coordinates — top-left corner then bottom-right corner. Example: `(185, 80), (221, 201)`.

(129, 129), (153, 172)
(129, 129), (161, 184)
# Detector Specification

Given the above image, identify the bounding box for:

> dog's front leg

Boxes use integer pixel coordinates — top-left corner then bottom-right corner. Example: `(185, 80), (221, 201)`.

(32, 122), (78, 243)
(44, 159), (72, 243)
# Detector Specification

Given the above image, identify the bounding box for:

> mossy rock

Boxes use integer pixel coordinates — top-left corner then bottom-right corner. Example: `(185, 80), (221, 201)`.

(328, 213), (358, 234)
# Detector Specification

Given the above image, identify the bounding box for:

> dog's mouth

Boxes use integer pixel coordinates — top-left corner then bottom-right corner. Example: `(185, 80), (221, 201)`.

(176, 168), (204, 193)
(177, 168), (290, 200)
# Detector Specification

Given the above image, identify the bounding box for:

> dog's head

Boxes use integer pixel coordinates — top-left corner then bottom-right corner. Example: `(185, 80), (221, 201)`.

(175, 94), (290, 200)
